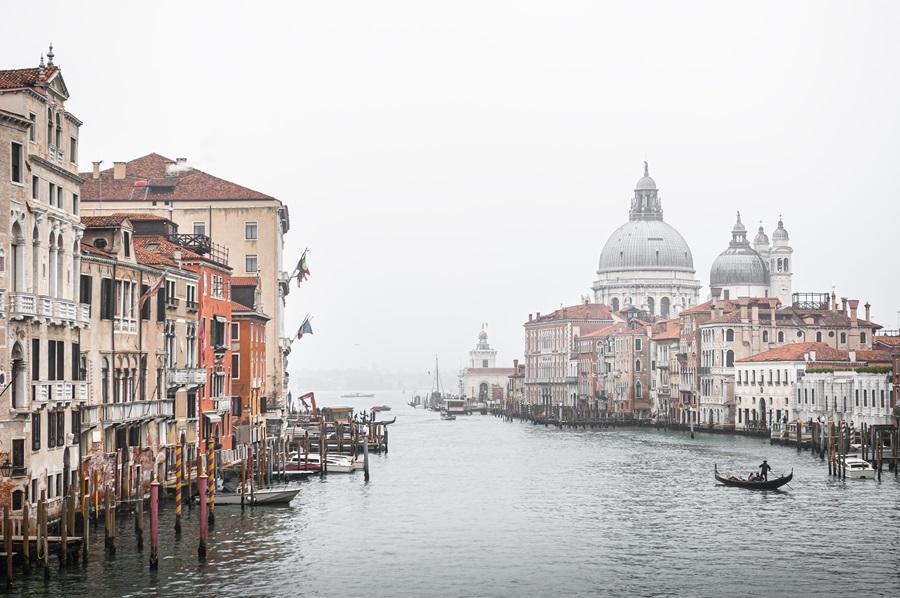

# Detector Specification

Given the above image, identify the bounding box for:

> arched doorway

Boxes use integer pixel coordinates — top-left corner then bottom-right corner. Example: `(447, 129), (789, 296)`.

(478, 382), (488, 401)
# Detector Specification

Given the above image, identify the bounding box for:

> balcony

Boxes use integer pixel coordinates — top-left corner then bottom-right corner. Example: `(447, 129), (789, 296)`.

(657, 360), (669, 369)
(31, 380), (84, 403)
(699, 366), (711, 376)
(281, 336), (293, 356)
(38, 296), (53, 319)
(167, 368), (206, 388)
(102, 399), (174, 424)
(0, 289), (5, 316)
(114, 317), (137, 333)
(278, 271), (291, 297)
(186, 300), (198, 313)
(76, 303), (91, 327)
(10, 292), (37, 319)
(80, 405), (101, 429)
(659, 385), (671, 395)
(166, 296), (180, 309)
(52, 298), (77, 325)
(166, 233), (228, 266)
(678, 382), (694, 393)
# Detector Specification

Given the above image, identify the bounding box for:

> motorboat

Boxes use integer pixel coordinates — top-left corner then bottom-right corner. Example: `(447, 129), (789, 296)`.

(842, 456), (876, 479)
(215, 485), (300, 505)
(441, 412), (456, 421)
(714, 465), (793, 490)
(340, 392), (375, 398)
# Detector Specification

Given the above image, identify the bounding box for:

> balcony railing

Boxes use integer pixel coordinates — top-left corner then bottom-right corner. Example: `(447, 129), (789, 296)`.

(699, 366), (711, 375)
(52, 298), (77, 324)
(39, 296), (53, 319)
(186, 300), (198, 312)
(166, 233), (228, 266)
(678, 382), (693, 393)
(278, 271), (291, 296)
(166, 296), (180, 309)
(166, 368), (206, 388)
(0, 289), (5, 316)
(10, 292), (37, 319)
(114, 318), (137, 333)
(77, 303), (91, 327)
(81, 405), (101, 428)
(32, 380), (85, 403)
(102, 399), (174, 423)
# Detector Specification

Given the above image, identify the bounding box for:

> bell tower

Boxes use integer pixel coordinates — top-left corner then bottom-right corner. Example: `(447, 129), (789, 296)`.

(769, 215), (793, 305)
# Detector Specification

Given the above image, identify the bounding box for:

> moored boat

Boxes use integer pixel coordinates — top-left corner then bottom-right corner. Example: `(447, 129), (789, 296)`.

(714, 465), (793, 490)
(841, 456), (876, 479)
(215, 486), (300, 505)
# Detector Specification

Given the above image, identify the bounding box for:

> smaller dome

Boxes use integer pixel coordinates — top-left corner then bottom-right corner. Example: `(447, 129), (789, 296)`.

(710, 249), (770, 287)
(635, 160), (656, 190)
(773, 217), (789, 242)
(753, 224), (769, 247)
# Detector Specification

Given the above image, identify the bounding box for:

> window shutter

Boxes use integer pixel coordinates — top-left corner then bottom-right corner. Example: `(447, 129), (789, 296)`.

(80, 274), (93, 305)
(48, 341), (57, 381)
(32, 338), (40, 381)
(57, 341), (65, 383)
(156, 285), (166, 322)
(140, 284), (151, 320)
(100, 278), (112, 319)
(72, 342), (80, 381)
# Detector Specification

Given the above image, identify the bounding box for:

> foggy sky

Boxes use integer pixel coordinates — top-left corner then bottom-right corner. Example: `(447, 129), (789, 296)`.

(4, 1), (899, 389)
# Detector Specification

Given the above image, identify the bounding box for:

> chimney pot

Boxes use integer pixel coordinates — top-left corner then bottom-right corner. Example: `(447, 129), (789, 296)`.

(92, 160), (102, 179)
(841, 297), (848, 316)
(113, 161), (126, 180)
(864, 302), (871, 322)
(528, 314), (532, 322)
(176, 157), (187, 165)
(848, 299), (859, 325)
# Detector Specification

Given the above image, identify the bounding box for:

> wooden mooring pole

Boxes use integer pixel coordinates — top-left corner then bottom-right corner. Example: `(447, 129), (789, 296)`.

(22, 500), (31, 574)
(150, 474), (159, 570)
(175, 436), (183, 534)
(198, 455), (208, 560)
(3, 506), (12, 584)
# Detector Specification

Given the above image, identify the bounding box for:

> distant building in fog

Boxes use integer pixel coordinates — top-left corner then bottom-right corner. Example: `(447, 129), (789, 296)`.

(458, 328), (516, 401)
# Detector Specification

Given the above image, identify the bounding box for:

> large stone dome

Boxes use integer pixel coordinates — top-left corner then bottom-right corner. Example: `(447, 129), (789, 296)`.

(710, 248), (770, 287)
(598, 219), (695, 273)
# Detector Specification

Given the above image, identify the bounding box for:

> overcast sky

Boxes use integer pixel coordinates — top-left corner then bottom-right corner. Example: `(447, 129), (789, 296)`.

(4, 1), (899, 387)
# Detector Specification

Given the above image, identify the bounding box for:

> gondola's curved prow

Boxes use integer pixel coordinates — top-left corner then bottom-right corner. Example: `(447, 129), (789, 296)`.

(714, 464), (793, 490)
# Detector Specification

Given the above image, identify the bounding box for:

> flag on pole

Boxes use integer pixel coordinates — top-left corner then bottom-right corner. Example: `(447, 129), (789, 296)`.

(139, 275), (165, 310)
(296, 317), (314, 340)
(293, 249), (310, 286)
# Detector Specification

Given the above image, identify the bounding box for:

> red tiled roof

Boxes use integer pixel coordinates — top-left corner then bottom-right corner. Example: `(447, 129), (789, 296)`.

(0, 66), (59, 90)
(579, 323), (623, 339)
(80, 153), (274, 202)
(230, 300), (270, 319)
(80, 241), (114, 258)
(528, 303), (613, 325)
(81, 215), (131, 228)
(651, 319), (681, 341)
(111, 211), (175, 224)
(133, 236), (202, 267)
(874, 335), (900, 347)
(737, 342), (889, 364)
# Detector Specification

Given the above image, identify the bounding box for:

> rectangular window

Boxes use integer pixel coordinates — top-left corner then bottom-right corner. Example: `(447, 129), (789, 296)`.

(49, 182), (55, 207)
(48, 340), (57, 380)
(140, 284), (151, 320)
(32, 175), (39, 198)
(71, 343), (80, 381)
(211, 317), (226, 348)
(80, 274), (93, 305)
(12, 439), (24, 473)
(48, 410), (57, 448)
(635, 338), (642, 351)
(245, 255), (258, 273)
(232, 322), (240, 341)
(231, 353), (240, 379)
(186, 283), (197, 310)
(57, 411), (66, 446)
(70, 137), (77, 163)
(123, 232), (131, 257)
(156, 283), (166, 322)
(245, 222), (258, 240)
(192, 222), (206, 236)
(29, 112), (36, 141)
(57, 185), (63, 208)
(72, 193), (79, 215)
(32, 338), (40, 381)
(10, 142), (23, 183)
(32, 413), (41, 451)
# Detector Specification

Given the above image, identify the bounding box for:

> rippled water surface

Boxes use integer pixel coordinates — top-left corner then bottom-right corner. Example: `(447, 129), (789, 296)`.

(14, 391), (900, 597)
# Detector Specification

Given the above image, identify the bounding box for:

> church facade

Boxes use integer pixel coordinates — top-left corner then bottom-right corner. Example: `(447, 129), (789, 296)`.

(458, 328), (515, 401)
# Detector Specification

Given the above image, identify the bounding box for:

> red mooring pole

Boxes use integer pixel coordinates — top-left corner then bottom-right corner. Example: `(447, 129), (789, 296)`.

(150, 474), (159, 570)
(198, 456), (208, 560)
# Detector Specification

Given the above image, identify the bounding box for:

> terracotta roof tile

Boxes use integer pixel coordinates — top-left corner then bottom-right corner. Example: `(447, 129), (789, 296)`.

(527, 303), (613, 325)
(80, 241), (114, 258)
(231, 276), (259, 287)
(133, 236), (202, 267)
(80, 153), (274, 202)
(81, 215), (131, 228)
(0, 66), (59, 90)
(737, 342), (890, 364)
(652, 318), (682, 341)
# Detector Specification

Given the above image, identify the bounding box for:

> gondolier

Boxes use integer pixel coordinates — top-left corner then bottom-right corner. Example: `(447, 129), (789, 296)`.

(759, 460), (772, 481)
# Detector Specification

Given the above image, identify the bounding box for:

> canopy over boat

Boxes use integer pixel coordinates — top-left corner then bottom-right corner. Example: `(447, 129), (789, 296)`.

(714, 464), (793, 490)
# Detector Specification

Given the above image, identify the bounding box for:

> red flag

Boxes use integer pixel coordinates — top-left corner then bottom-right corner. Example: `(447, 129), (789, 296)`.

(139, 275), (165, 310)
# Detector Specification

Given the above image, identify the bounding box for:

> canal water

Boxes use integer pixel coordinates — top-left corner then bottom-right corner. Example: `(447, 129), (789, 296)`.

(13, 390), (900, 597)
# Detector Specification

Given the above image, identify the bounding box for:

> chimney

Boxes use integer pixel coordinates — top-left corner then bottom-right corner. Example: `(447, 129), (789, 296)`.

(841, 297), (848, 316)
(751, 303), (759, 325)
(739, 302), (749, 323)
(848, 299), (859, 326)
(174, 249), (182, 266)
(849, 350), (857, 363)
(864, 302), (871, 321)
(513, 359), (519, 371)
(536, 312), (540, 319)
(831, 291), (837, 311)
(528, 314), (532, 322)
(113, 161), (126, 180)
(92, 161), (102, 179)
(176, 157), (187, 166)
(810, 350), (816, 362)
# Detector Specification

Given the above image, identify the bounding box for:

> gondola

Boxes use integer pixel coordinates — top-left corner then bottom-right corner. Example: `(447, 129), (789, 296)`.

(714, 464), (793, 490)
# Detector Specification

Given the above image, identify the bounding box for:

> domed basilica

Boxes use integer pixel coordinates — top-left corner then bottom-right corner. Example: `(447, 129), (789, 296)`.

(592, 163), (701, 317)
(710, 212), (793, 304)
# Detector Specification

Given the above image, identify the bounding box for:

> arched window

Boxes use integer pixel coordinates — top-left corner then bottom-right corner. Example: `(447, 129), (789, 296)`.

(10, 222), (25, 293)
(783, 258), (789, 272)
(840, 332), (846, 344)
(635, 381), (642, 400)
(611, 298), (620, 312)
(635, 359), (641, 372)
(777, 258), (783, 272)
(101, 358), (109, 404)
(11, 342), (26, 409)
(762, 331), (769, 343)
(660, 297), (671, 318)
(32, 226), (40, 293)
(816, 331), (822, 342)
(647, 297), (655, 315)
(726, 350), (734, 368)
(777, 331), (784, 342)
(726, 329), (734, 342)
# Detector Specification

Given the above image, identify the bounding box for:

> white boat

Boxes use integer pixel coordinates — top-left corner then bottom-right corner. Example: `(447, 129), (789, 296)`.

(441, 412), (456, 421)
(842, 456), (876, 479)
(215, 485), (300, 505)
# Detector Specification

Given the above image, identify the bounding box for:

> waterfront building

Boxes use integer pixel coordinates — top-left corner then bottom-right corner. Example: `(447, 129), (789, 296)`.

(734, 342), (891, 430)
(523, 303), (614, 408)
(79, 153), (291, 428)
(695, 292), (880, 429)
(230, 290), (269, 447)
(592, 163), (701, 317)
(0, 51), (86, 515)
(78, 215), (198, 486)
(571, 323), (618, 412)
(458, 328), (515, 401)
(709, 213), (793, 304)
(602, 312), (654, 419)
(505, 359), (525, 410)
(649, 318), (680, 421)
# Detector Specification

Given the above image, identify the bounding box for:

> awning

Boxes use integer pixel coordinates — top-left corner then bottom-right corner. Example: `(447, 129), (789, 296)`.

(214, 315), (227, 323)
(203, 413), (222, 423)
